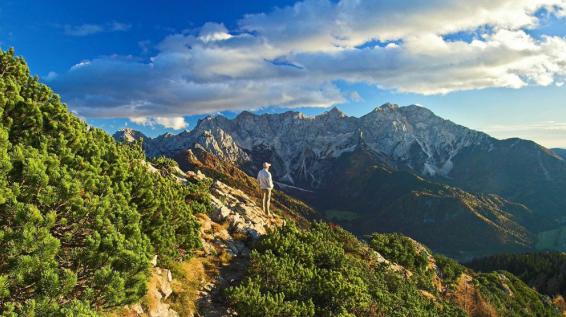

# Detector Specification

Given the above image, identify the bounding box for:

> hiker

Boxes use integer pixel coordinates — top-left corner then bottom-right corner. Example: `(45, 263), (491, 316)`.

(257, 162), (274, 215)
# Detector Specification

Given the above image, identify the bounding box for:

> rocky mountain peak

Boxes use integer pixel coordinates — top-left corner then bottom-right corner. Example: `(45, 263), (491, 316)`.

(318, 107), (347, 119)
(113, 128), (147, 143)
(236, 110), (255, 119)
(375, 102), (400, 112)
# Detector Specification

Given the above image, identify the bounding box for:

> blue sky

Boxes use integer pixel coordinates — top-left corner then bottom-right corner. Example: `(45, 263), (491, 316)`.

(1, 0), (566, 147)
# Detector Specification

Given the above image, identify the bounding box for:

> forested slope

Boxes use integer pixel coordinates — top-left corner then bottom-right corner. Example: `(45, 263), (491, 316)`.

(468, 252), (566, 301)
(0, 49), (207, 315)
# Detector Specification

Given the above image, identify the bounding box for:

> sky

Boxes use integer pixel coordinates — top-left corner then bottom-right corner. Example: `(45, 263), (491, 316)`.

(1, 0), (566, 148)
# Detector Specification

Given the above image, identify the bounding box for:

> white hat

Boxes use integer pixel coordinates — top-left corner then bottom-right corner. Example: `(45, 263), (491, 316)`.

(263, 162), (271, 168)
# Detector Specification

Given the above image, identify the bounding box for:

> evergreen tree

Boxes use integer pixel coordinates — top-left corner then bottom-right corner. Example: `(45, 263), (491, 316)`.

(0, 48), (205, 315)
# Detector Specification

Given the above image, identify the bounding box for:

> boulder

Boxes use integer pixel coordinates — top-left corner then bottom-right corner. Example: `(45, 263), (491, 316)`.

(154, 268), (173, 299)
(148, 302), (179, 317)
(211, 206), (231, 222)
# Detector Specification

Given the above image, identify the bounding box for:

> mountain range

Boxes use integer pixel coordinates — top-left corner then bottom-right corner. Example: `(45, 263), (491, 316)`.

(114, 104), (566, 260)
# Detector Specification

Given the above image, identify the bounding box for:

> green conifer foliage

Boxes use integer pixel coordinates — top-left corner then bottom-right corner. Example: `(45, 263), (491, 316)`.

(0, 49), (204, 315)
(227, 222), (468, 317)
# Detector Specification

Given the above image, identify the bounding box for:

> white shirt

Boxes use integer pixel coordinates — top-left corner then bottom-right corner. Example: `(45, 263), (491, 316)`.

(257, 169), (274, 189)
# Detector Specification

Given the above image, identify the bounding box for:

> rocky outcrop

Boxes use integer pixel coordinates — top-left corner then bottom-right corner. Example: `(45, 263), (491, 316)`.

(120, 261), (178, 317)
(113, 128), (148, 143)
(146, 267), (178, 317)
(186, 169), (285, 317)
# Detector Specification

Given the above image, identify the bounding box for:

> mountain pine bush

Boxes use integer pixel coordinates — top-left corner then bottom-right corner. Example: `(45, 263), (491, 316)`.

(227, 222), (561, 317)
(0, 48), (205, 315)
(227, 222), (467, 317)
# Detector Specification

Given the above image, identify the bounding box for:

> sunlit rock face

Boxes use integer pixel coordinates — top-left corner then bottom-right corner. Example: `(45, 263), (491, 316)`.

(115, 103), (492, 188)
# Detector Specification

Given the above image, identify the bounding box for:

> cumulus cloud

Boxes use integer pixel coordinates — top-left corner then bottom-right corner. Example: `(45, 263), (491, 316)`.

(43, 71), (58, 81)
(63, 21), (131, 36)
(130, 116), (188, 130)
(52, 0), (566, 120)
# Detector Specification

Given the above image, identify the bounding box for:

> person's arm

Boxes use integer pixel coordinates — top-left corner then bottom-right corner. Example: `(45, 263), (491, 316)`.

(257, 171), (264, 191)
(267, 172), (274, 189)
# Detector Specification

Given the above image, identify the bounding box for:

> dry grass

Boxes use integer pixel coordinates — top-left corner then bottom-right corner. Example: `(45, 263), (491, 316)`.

(211, 221), (231, 240)
(218, 248), (233, 266)
(451, 274), (498, 317)
(102, 307), (137, 317)
(144, 273), (161, 313)
(553, 295), (566, 316)
(168, 257), (208, 316)
(167, 247), (230, 316)
(166, 214), (233, 316)
(231, 230), (248, 241)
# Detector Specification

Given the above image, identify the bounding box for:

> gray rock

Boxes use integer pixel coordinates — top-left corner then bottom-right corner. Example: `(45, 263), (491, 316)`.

(246, 228), (261, 241)
(148, 302), (179, 317)
(211, 206), (231, 222)
(154, 268), (173, 299)
(131, 303), (144, 314)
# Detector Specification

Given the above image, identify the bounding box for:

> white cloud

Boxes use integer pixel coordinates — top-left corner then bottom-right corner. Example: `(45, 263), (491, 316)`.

(64, 24), (104, 36)
(43, 71), (58, 81)
(130, 116), (188, 130)
(53, 0), (566, 118)
(109, 22), (131, 32)
(349, 91), (363, 102)
(199, 22), (232, 42)
(239, 0), (566, 51)
(63, 22), (131, 36)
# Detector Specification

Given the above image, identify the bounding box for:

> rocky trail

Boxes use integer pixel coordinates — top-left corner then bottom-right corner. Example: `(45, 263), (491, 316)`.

(192, 171), (285, 317)
(115, 169), (284, 317)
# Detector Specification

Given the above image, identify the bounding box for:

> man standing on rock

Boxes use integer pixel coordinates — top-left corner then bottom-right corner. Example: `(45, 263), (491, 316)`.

(257, 162), (274, 215)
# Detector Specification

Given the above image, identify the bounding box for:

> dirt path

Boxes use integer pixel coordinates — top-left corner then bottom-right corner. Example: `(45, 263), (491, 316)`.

(187, 177), (284, 317)
(195, 252), (249, 317)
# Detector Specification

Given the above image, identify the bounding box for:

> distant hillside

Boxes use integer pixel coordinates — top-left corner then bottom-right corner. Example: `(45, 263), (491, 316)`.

(553, 148), (566, 160)
(317, 146), (534, 260)
(467, 252), (566, 309)
(443, 139), (566, 231)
